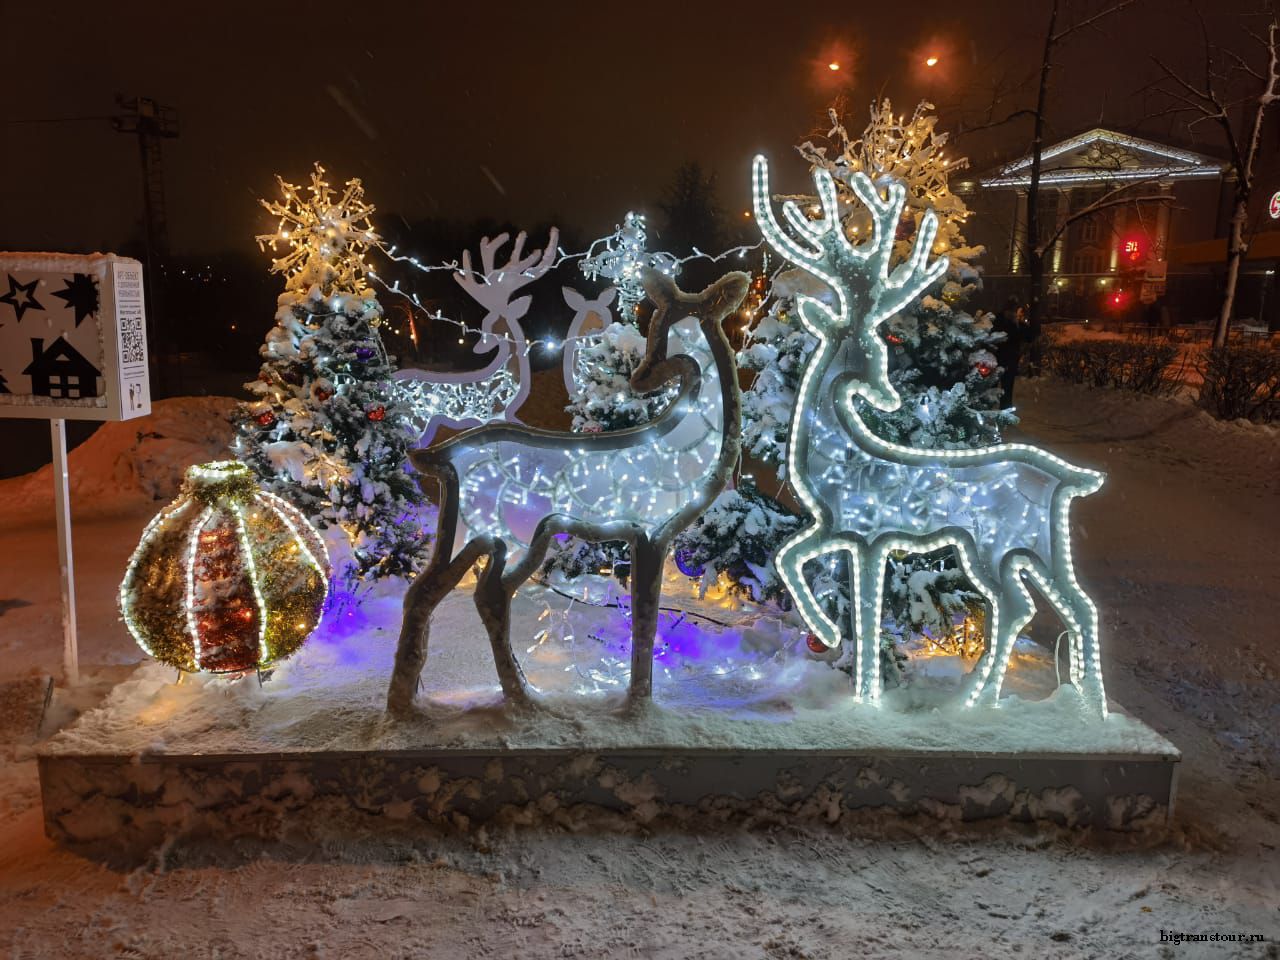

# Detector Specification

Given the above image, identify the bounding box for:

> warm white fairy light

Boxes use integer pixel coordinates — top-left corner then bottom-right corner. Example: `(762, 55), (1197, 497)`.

(256, 164), (379, 296)
(753, 155), (1107, 714)
(231, 503), (268, 662)
(184, 506), (215, 668)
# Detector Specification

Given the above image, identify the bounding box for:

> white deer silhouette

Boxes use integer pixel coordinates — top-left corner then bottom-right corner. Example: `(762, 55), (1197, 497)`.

(387, 269), (750, 715)
(751, 156), (1108, 715)
(396, 230), (558, 443)
(561, 284), (616, 394)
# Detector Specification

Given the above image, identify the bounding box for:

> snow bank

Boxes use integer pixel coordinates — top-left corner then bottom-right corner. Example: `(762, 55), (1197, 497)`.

(0, 397), (236, 519)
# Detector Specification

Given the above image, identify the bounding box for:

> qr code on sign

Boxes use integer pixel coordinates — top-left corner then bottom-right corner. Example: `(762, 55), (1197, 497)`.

(120, 315), (146, 364)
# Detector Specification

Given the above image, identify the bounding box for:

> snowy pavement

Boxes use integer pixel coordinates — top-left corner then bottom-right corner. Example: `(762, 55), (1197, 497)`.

(1, 380), (1277, 958)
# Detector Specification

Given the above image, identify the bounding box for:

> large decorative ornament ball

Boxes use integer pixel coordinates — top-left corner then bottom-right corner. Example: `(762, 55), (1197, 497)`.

(805, 632), (829, 655)
(119, 461), (330, 675)
(355, 345), (375, 361)
(366, 404), (386, 422)
(255, 410), (276, 427)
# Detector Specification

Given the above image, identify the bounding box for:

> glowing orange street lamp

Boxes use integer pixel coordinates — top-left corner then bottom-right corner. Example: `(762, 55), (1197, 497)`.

(828, 61), (841, 71)
(925, 55), (939, 67)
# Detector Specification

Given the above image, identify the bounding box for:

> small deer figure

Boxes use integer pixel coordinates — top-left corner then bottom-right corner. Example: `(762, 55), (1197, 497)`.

(752, 156), (1107, 715)
(561, 285), (617, 394)
(396, 230), (558, 443)
(387, 269), (750, 716)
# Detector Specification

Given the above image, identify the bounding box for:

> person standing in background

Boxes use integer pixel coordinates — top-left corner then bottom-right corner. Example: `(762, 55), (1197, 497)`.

(992, 295), (1026, 408)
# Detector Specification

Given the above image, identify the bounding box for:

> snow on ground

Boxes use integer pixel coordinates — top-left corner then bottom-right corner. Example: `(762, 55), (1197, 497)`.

(1, 382), (1278, 958)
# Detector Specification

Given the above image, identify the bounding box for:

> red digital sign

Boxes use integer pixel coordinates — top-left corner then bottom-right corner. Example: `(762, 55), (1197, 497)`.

(1121, 236), (1145, 264)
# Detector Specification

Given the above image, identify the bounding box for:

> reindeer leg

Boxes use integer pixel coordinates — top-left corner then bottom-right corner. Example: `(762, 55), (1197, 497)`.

(854, 549), (886, 703)
(966, 565), (1032, 709)
(473, 541), (534, 707)
(777, 529), (841, 651)
(1056, 577), (1107, 717)
(387, 537), (494, 718)
(626, 537), (664, 703)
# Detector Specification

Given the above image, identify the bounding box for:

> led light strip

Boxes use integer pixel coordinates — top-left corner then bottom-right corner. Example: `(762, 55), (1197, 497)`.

(231, 504), (269, 664)
(184, 506), (216, 668)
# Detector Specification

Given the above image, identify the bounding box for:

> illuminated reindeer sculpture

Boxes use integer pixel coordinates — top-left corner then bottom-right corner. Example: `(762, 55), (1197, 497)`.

(387, 269), (750, 716)
(752, 156), (1108, 715)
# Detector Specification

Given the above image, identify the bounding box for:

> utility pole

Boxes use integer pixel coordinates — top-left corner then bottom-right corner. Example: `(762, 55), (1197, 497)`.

(112, 96), (179, 394)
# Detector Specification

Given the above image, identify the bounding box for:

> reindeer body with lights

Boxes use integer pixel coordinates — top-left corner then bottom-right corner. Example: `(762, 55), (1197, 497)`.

(387, 269), (749, 716)
(752, 156), (1107, 715)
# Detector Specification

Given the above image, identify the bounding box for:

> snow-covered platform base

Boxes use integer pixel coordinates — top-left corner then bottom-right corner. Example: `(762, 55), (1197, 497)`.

(39, 731), (1179, 859)
(37, 583), (1179, 856)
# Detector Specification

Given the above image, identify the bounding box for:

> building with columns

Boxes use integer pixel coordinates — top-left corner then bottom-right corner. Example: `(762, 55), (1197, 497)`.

(957, 128), (1235, 321)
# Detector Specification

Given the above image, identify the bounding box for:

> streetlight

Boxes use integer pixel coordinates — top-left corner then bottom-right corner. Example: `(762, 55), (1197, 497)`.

(925, 55), (939, 67)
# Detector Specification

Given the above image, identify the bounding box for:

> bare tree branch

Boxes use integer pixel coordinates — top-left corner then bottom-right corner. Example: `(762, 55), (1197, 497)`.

(1052, 0), (1139, 42)
(956, 108), (1040, 136)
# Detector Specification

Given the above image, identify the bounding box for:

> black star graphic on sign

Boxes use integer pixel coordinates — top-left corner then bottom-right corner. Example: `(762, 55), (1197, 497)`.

(51, 273), (100, 327)
(0, 274), (44, 323)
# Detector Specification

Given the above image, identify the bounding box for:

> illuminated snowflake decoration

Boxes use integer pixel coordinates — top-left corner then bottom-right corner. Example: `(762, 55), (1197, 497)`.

(257, 163), (380, 295)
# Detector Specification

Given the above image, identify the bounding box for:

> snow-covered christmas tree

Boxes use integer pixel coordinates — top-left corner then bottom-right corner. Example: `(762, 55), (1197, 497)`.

(234, 164), (428, 591)
(565, 213), (679, 432)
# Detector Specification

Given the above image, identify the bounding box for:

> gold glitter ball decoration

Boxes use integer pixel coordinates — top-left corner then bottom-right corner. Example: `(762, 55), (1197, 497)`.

(119, 461), (330, 675)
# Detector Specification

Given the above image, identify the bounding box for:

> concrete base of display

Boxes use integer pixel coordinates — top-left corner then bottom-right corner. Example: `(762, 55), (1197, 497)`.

(39, 733), (1179, 859)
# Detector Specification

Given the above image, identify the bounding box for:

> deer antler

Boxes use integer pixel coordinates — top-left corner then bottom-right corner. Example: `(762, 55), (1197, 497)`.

(454, 228), (560, 328)
(751, 156), (947, 333)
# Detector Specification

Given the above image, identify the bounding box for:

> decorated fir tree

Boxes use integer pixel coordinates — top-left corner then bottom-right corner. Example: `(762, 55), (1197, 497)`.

(234, 164), (428, 590)
(565, 212), (679, 432)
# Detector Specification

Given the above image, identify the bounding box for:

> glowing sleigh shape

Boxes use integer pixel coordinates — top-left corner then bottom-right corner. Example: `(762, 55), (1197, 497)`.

(752, 156), (1108, 716)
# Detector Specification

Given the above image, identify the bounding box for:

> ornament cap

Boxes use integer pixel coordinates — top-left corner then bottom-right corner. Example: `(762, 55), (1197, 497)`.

(182, 460), (258, 505)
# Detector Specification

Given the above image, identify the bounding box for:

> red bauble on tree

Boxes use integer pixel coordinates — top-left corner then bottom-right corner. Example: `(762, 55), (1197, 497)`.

(255, 410), (276, 427)
(367, 405), (386, 422)
(976, 362), (994, 377)
(806, 632), (829, 654)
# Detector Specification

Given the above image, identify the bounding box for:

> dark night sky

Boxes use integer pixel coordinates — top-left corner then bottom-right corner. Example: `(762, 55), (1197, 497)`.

(0, 0), (1263, 258)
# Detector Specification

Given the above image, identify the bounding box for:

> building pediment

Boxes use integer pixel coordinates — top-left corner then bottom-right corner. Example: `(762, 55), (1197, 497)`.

(980, 128), (1224, 189)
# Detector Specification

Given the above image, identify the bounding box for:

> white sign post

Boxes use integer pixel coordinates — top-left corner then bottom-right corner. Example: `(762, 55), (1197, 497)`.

(0, 253), (150, 684)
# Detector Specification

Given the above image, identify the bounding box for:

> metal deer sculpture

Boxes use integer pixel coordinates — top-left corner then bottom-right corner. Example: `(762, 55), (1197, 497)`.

(751, 156), (1108, 715)
(396, 230), (558, 444)
(387, 269), (750, 716)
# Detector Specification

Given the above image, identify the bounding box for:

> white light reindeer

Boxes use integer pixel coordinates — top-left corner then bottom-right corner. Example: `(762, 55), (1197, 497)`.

(396, 230), (558, 444)
(387, 269), (749, 716)
(751, 156), (1107, 715)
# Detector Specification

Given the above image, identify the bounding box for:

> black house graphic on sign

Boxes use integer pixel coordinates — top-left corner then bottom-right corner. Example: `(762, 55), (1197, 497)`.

(22, 337), (102, 399)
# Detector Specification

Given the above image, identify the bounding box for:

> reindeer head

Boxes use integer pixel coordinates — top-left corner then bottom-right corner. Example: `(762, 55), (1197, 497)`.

(454, 228), (559, 355)
(631, 269), (749, 392)
(751, 155), (948, 412)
